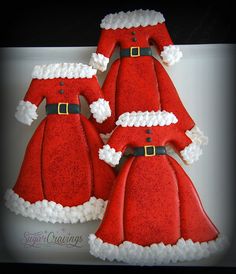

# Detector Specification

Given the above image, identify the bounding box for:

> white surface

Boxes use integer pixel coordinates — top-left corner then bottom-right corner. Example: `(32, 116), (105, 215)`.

(0, 45), (235, 266)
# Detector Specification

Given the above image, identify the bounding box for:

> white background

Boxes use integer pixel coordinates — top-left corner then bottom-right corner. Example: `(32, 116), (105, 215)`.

(0, 45), (235, 266)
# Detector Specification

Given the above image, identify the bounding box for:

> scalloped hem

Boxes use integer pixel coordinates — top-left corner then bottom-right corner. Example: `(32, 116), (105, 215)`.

(89, 234), (229, 265)
(4, 189), (107, 224)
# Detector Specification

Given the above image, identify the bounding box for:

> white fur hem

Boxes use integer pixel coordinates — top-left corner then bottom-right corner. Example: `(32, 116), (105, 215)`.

(186, 125), (208, 146)
(32, 63), (97, 79)
(89, 234), (228, 265)
(116, 111), (178, 127)
(99, 144), (122, 167)
(160, 45), (183, 66)
(90, 99), (111, 123)
(89, 53), (109, 72)
(180, 143), (202, 164)
(4, 189), (107, 224)
(100, 9), (165, 30)
(15, 100), (38, 126)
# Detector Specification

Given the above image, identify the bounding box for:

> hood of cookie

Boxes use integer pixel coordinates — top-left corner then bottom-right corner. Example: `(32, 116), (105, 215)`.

(100, 9), (165, 30)
(32, 63), (97, 79)
(116, 111), (178, 127)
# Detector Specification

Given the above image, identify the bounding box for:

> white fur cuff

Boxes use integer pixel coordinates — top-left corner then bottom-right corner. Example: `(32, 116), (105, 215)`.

(4, 189), (107, 224)
(180, 143), (202, 164)
(160, 45), (183, 66)
(15, 100), (38, 126)
(90, 98), (111, 123)
(89, 53), (109, 72)
(89, 234), (228, 265)
(99, 144), (122, 167)
(186, 125), (208, 146)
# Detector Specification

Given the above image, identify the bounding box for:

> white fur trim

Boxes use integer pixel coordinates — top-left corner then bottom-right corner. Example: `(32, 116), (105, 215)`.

(89, 53), (109, 72)
(180, 143), (202, 164)
(99, 144), (122, 167)
(160, 45), (183, 66)
(15, 100), (38, 126)
(90, 99), (111, 123)
(116, 111), (178, 127)
(89, 234), (228, 265)
(100, 9), (165, 30)
(4, 189), (107, 224)
(32, 63), (97, 79)
(186, 125), (208, 146)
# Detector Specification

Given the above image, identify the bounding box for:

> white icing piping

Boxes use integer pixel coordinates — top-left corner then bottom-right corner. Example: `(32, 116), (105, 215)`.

(4, 189), (107, 224)
(15, 100), (38, 126)
(89, 53), (109, 72)
(186, 125), (208, 146)
(89, 98), (111, 123)
(100, 9), (165, 30)
(160, 45), (183, 66)
(99, 144), (122, 167)
(116, 111), (178, 127)
(32, 63), (97, 79)
(89, 234), (229, 265)
(180, 143), (202, 165)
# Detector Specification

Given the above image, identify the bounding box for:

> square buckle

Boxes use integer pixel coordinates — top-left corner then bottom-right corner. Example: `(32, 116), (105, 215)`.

(144, 145), (156, 157)
(130, 47), (140, 57)
(58, 103), (69, 115)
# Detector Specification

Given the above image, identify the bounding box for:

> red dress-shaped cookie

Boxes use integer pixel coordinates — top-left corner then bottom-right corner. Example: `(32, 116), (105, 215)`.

(89, 111), (227, 265)
(4, 63), (115, 224)
(89, 9), (207, 147)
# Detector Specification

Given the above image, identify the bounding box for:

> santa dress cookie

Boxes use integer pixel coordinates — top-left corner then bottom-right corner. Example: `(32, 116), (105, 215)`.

(4, 63), (115, 224)
(89, 111), (228, 265)
(89, 9), (207, 147)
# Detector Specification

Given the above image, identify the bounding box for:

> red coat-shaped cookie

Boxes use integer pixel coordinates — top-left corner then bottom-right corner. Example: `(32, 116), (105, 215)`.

(89, 9), (207, 147)
(4, 63), (115, 224)
(89, 111), (227, 265)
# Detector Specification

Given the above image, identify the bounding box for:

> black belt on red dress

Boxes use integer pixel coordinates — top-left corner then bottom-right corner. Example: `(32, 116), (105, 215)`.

(120, 47), (152, 58)
(133, 146), (166, 157)
(46, 103), (81, 115)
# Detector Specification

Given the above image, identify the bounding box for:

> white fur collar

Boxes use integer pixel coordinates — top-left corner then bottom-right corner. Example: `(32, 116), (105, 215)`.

(100, 9), (165, 30)
(116, 111), (178, 127)
(32, 63), (97, 79)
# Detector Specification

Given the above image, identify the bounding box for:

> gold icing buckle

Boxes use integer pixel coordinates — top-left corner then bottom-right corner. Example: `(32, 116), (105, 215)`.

(144, 145), (156, 157)
(58, 103), (69, 115)
(130, 47), (140, 57)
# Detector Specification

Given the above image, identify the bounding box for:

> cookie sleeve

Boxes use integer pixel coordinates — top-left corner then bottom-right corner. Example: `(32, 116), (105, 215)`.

(15, 79), (45, 126)
(89, 29), (117, 72)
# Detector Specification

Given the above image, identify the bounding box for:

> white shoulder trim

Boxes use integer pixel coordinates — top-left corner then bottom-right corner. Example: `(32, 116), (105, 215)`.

(160, 45), (183, 66)
(89, 98), (111, 123)
(32, 63), (97, 79)
(89, 234), (228, 265)
(186, 125), (208, 146)
(4, 189), (107, 224)
(180, 143), (202, 164)
(15, 100), (38, 126)
(99, 144), (122, 167)
(89, 53), (109, 72)
(116, 111), (178, 127)
(101, 9), (165, 30)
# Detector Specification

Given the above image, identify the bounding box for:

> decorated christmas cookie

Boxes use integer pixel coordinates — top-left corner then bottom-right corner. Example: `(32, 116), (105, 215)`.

(4, 63), (115, 224)
(89, 110), (227, 265)
(89, 9), (208, 148)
